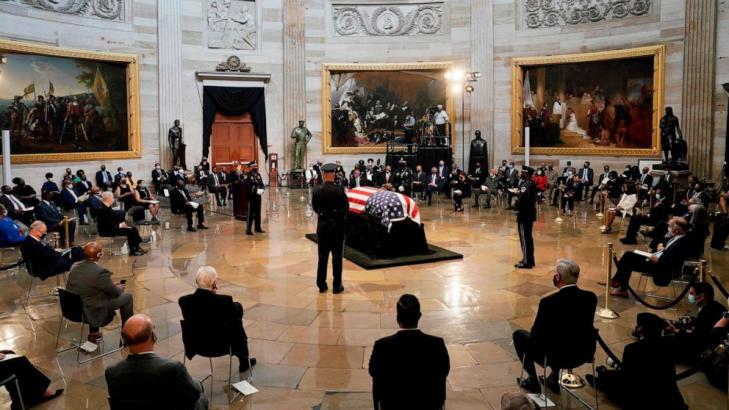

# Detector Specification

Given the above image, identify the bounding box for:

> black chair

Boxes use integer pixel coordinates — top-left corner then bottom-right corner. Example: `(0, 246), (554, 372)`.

(538, 329), (599, 409)
(0, 374), (25, 410)
(20, 252), (66, 307)
(55, 288), (122, 364)
(108, 396), (155, 410)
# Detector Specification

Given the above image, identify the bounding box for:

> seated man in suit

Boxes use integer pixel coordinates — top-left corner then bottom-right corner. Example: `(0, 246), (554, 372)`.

(60, 179), (89, 225)
(0, 350), (64, 409)
(11, 177), (39, 207)
(207, 166), (228, 207)
(96, 192), (146, 256)
(178, 266), (256, 373)
(587, 313), (687, 410)
(20, 221), (83, 280)
(66, 242), (134, 344)
(411, 165), (427, 200)
(74, 169), (93, 196)
(348, 168), (366, 189)
(620, 194), (671, 245)
(610, 217), (690, 298)
(424, 167), (442, 206)
(513, 259), (597, 393)
(1, 185), (35, 227)
(0, 204), (27, 248)
(171, 179), (208, 232)
(35, 191), (76, 247)
(86, 187), (104, 221)
(105, 314), (208, 410)
(369, 294), (450, 410)
(95, 164), (113, 191)
(151, 162), (169, 194)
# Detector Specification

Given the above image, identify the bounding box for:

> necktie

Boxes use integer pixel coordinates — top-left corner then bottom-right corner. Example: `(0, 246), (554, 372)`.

(102, 172), (109, 183)
(8, 195), (24, 210)
(213, 174), (219, 185)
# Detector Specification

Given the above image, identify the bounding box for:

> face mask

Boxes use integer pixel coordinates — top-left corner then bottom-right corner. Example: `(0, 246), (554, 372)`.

(688, 294), (697, 304)
(584, 165), (589, 168)
(156, 166), (161, 170)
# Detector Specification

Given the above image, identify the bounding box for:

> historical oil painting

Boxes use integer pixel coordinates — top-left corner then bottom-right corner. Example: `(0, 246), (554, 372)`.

(322, 62), (453, 154)
(512, 45), (664, 156)
(0, 40), (140, 163)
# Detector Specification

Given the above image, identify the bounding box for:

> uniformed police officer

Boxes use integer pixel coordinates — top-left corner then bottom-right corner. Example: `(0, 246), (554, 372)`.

(312, 163), (349, 293)
(513, 166), (537, 269)
(244, 161), (265, 235)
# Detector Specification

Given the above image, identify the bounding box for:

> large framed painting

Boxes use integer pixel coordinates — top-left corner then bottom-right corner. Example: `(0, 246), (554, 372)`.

(0, 39), (141, 163)
(321, 62), (455, 154)
(511, 45), (665, 156)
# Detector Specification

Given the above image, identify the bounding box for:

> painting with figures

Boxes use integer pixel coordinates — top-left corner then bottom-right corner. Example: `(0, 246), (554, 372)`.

(323, 62), (452, 154)
(0, 40), (140, 163)
(512, 46), (664, 156)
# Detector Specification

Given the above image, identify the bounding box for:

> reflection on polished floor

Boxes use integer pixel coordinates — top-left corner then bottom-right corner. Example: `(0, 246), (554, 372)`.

(0, 189), (726, 409)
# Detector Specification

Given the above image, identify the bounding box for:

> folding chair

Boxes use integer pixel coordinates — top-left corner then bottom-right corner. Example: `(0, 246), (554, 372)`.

(0, 374), (25, 410)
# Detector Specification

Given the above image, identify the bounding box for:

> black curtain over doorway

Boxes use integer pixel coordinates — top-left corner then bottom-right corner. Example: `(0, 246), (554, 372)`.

(202, 86), (268, 159)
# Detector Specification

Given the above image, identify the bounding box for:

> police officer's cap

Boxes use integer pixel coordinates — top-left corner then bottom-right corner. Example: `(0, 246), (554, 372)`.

(521, 165), (535, 176)
(321, 163), (337, 173)
(249, 161), (258, 168)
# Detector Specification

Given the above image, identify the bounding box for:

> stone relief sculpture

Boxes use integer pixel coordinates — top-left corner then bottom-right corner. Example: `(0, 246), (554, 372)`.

(332, 3), (444, 36)
(0, 0), (124, 21)
(207, 0), (257, 50)
(523, 0), (652, 29)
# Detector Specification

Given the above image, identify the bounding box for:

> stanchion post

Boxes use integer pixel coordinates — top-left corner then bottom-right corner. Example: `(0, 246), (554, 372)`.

(598, 242), (619, 319)
(555, 185), (564, 223)
(63, 216), (69, 249)
(699, 259), (707, 283)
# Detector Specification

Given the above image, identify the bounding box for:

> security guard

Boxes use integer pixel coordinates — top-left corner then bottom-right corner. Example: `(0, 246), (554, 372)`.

(312, 163), (349, 293)
(513, 165), (537, 269)
(244, 161), (265, 235)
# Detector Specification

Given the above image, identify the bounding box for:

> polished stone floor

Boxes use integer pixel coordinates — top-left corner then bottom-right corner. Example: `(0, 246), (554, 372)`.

(0, 189), (727, 409)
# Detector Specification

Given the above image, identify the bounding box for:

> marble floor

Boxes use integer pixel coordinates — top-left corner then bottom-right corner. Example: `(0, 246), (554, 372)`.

(0, 189), (727, 409)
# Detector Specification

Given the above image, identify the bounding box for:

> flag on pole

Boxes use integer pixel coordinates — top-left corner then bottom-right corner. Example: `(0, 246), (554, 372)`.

(92, 66), (109, 106)
(48, 81), (55, 95)
(523, 70), (535, 109)
(23, 83), (35, 98)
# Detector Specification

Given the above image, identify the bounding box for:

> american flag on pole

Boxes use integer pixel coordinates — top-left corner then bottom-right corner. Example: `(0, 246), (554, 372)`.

(346, 188), (420, 231)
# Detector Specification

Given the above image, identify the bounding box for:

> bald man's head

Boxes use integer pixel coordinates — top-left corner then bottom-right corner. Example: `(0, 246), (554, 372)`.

(122, 314), (155, 351)
(83, 242), (102, 261)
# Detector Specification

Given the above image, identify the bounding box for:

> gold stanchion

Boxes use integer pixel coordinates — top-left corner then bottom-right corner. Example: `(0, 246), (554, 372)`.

(63, 216), (69, 249)
(699, 259), (707, 283)
(555, 184), (564, 223)
(598, 242), (619, 319)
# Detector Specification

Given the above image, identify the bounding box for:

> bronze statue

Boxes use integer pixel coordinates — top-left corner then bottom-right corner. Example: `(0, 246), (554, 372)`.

(168, 119), (187, 169)
(291, 120), (312, 170)
(468, 130), (488, 175)
(660, 107), (684, 163)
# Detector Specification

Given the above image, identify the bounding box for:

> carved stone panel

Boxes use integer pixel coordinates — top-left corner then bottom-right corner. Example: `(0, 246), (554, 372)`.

(332, 2), (445, 36)
(207, 0), (257, 50)
(521, 0), (653, 29)
(0, 0), (125, 21)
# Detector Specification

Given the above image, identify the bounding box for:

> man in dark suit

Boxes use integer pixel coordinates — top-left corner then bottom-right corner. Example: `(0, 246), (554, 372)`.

(95, 164), (113, 191)
(411, 165), (427, 200)
(170, 180), (208, 232)
(243, 161), (265, 235)
(1, 185), (35, 226)
(513, 259), (598, 393)
(425, 167), (442, 206)
(112, 167), (126, 191)
(106, 314), (208, 410)
(35, 191), (76, 246)
(97, 192), (146, 255)
(562, 161), (576, 177)
(348, 168), (366, 189)
(60, 179), (89, 225)
(207, 166), (228, 207)
(369, 294), (450, 410)
(313, 164), (349, 293)
(514, 166), (537, 269)
(620, 196), (671, 245)
(587, 313), (687, 409)
(578, 161), (594, 200)
(20, 221), (83, 280)
(637, 166), (654, 200)
(178, 266), (256, 373)
(66, 242), (134, 343)
(11, 177), (39, 207)
(74, 170), (93, 195)
(610, 216), (690, 298)
(151, 162), (169, 194)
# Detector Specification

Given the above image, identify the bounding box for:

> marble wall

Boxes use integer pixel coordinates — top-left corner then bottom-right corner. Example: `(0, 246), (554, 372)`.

(714, 0), (729, 179)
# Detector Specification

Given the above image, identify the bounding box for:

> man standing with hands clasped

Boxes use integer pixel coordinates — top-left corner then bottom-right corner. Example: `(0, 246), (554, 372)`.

(312, 163), (348, 293)
(513, 166), (537, 269)
(244, 161), (265, 235)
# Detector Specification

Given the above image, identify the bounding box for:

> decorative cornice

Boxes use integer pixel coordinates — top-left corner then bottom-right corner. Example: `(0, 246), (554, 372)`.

(332, 2), (445, 36)
(522, 0), (652, 30)
(0, 0), (126, 22)
(195, 71), (271, 83)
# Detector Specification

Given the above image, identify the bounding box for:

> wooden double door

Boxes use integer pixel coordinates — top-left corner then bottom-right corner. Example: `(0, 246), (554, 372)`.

(210, 112), (258, 166)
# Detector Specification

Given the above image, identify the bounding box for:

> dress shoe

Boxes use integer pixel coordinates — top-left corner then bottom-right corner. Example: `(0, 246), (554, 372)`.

(318, 285), (328, 293)
(246, 230), (253, 235)
(514, 262), (533, 269)
(130, 248), (147, 256)
(540, 373), (560, 394)
(471, 204), (479, 208)
(585, 374), (597, 388)
(87, 332), (103, 343)
(516, 376), (541, 394)
(255, 229), (265, 233)
(239, 357), (257, 372)
(620, 237), (637, 245)
(610, 289), (629, 298)
(187, 227), (197, 232)
(333, 286), (345, 294)
(31, 389), (64, 407)
(197, 224), (209, 230)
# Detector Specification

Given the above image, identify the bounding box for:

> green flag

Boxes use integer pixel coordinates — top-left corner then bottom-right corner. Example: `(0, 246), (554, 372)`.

(23, 83), (35, 97)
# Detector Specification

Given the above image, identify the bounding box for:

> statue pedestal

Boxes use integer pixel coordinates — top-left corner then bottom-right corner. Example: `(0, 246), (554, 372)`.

(289, 169), (306, 189)
(653, 162), (689, 171)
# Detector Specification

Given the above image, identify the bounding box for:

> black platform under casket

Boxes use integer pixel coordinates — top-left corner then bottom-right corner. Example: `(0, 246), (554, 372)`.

(345, 212), (428, 259)
(385, 142), (452, 172)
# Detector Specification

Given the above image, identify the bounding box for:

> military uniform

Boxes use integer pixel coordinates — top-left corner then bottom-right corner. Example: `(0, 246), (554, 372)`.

(244, 166), (265, 235)
(515, 168), (537, 268)
(312, 170), (349, 293)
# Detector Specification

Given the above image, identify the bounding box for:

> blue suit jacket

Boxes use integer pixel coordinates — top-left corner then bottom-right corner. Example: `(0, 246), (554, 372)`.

(60, 189), (81, 210)
(35, 201), (63, 229)
(0, 216), (26, 247)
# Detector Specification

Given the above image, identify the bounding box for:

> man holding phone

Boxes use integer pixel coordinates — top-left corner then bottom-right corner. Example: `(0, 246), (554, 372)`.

(66, 242), (134, 344)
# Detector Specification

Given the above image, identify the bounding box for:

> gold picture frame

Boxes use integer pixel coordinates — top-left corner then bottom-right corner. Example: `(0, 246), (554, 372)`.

(0, 39), (141, 163)
(511, 45), (665, 157)
(321, 62), (456, 154)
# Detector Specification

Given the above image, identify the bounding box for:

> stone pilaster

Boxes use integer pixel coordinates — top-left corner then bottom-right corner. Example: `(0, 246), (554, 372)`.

(157, 0), (184, 167)
(470, 0), (494, 167)
(682, 0), (717, 177)
(283, 0), (306, 170)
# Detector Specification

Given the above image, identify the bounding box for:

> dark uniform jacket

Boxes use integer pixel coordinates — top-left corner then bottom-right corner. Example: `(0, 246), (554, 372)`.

(515, 180), (537, 223)
(312, 183), (348, 234)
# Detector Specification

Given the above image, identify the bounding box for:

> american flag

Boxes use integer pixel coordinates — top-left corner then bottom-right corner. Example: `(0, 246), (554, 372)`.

(345, 188), (420, 231)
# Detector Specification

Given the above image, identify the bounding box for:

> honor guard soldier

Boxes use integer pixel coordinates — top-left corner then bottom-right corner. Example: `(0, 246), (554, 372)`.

(513, 166), (537, 269)
(244, 161), (265, 235)
(312, 163), (349, 293)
